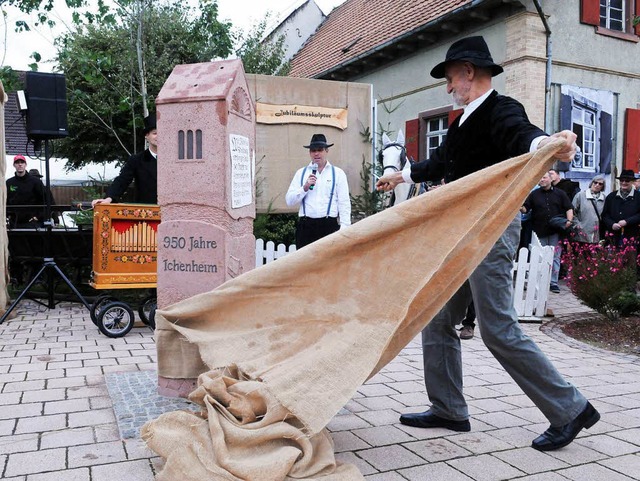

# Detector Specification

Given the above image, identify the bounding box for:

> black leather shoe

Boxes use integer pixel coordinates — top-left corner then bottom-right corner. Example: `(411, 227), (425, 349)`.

(399, 410), (470, 432)
(532, 402), (600, 451)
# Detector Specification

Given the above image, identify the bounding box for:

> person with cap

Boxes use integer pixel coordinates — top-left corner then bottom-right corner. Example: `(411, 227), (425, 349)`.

(6, 155), (47, 227)
(601, 169), (640, 245)
(92, 114), (158, 206)
(285, 133), (351, 248)
(376, 35), (598, 452)
(522, 172), (574, 293)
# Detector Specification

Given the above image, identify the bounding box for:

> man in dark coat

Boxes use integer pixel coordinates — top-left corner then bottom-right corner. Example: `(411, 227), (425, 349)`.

(92, 114), (158, 206)
(522, 172), (574, 293)
(601, 169), (640, 244)
(549, 168), (580, 201)
(376, 36), (598, 452)
(6, 155), (46, 227)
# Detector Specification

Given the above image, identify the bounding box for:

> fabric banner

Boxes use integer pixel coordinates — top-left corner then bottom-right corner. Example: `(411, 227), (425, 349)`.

(145, 140), (565, 480)
(256, 103), (348, 130)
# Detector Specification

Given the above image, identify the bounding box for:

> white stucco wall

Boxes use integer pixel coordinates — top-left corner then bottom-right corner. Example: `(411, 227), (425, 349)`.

(267, 0), (326, 62)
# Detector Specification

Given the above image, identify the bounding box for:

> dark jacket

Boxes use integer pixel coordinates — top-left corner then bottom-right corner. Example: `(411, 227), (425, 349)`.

(601, 190), (640, 241)
(554, 178), (580, 201)
(6, 173), (46, 226)
(106, 149), (157, 204)
(410, 91), (546, 183)
(523, 187), (573, 238)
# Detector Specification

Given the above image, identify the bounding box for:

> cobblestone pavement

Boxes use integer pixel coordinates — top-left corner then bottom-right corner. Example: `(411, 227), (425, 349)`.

(1, 286), (639, 480)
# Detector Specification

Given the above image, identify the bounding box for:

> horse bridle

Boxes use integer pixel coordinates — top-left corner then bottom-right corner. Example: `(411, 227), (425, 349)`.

(379, 142), (408, 172)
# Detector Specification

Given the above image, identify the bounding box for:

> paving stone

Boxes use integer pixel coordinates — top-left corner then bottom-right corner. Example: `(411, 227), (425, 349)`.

(332, 431), (371, 452)
(357, 445), (424, 471)
(352, 425), (415, 447)
(91, 460), (155, 481)
(575, 434), (640, 457)
(41, 427), (95, 449)
(16, 413), (66, 434)
(334, 451), (377, 476)
(447, 431), (513, 454)
(609, 427), (640, 446)
(356, 409), (402, 426)
(365, 472), (406, 480)
(0, 433), (39, 454)
(4, 448), (66, 476)
(0, 403), (42, 420)
(404, 438), (471, 462)
(559, 462), (637, 481)
(399, 461), (475, 481)
(327, 413), (371, 432)
(28, 468), (91, 480)
(598, 453), (640, 479)
(68, 441), (127, 468)
(447, 453), (525, 481)
(68, 408), (116, 428)
(493, 446), (570, 474)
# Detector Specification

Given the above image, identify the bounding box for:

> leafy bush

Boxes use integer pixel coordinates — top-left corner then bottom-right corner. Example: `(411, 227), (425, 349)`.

(610, 291), (640, 317)
(253, 211), (297, 246)
(562, 238), (638, 321)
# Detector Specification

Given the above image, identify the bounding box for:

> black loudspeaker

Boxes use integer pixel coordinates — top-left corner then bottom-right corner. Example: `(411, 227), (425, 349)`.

(25, 72), (68, 140)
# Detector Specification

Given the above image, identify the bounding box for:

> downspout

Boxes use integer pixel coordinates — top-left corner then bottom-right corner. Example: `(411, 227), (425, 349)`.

(533, 0), (552, 133)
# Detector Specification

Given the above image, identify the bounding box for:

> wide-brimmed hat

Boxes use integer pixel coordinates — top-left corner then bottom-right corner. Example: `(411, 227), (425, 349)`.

(617, 169), (636, 180)
(303, 133), (334, 149)
(430, 36), (504, 79)
(13, 154), (26, 164)
(143, 113), (157, 134)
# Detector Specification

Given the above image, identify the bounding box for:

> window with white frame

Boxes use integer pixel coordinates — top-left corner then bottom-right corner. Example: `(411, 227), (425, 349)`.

(571, 104), (597, 172)
(600, 0), (625, 31)
(425, 115), (448, 160)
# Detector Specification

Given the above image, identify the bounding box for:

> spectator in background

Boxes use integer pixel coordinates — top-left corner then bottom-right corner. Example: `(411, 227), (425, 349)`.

(6, 155), (46, 227)
(522, 173), (574, 293)
(572, 175), (606, 243)
(601, 169), (640, 245)
(549, 169), (580, 202)
(28, 169), (60, 226)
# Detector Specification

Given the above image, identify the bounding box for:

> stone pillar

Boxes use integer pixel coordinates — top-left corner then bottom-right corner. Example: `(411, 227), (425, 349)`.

(504, 11), (547, 129)
(155, 59), (256, 396)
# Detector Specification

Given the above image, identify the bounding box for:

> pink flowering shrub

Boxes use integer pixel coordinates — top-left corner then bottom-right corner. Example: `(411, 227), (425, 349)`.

(562, 236), (638, 321)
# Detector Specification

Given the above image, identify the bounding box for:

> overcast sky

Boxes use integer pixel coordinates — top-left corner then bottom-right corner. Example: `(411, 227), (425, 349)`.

(1, 0), (345, 72)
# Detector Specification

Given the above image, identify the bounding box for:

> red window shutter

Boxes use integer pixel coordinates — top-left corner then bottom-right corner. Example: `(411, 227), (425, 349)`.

(448, 108), (463, 125)
(405, 118), (419, 161)
(635, 0), (640, 35)
(580, 0), (600, 26)
(623, 108), (640, 171)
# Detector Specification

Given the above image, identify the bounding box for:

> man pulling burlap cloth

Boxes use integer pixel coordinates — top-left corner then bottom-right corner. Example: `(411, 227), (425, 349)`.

(142, 140), (565, 480)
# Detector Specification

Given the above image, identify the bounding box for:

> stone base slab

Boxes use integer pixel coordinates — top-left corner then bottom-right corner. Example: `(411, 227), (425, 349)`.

(157, 376), (198, 399)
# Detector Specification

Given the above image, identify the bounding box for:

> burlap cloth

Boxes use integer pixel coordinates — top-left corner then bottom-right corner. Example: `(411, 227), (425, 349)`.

(142, 140), (564, 480)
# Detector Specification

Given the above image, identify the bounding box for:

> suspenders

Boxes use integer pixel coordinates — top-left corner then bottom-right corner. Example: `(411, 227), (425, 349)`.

(300, 165), (336, 217)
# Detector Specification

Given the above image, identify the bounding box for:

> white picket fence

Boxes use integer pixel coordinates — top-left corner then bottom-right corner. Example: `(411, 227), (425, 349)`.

(255, 237), (554, 319)
(255, 239), (297, 267)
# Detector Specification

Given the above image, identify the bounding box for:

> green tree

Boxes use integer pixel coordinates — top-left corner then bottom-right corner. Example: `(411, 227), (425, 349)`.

(54, 0), (233, 167)
(235, 14), (289, 76)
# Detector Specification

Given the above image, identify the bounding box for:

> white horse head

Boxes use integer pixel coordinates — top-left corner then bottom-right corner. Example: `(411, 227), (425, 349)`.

(380, 130), (412, 206)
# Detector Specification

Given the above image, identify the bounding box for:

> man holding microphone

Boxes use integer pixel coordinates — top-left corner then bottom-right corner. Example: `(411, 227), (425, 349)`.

(285, 133), (351, 248)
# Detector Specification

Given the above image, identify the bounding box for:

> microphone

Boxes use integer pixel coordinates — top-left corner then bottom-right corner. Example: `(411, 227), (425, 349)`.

(309, 163), (318, 190)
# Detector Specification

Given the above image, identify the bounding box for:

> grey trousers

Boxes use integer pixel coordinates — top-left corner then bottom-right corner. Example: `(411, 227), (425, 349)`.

(539, 233), (561, 287)
(422, 217), (587, 427)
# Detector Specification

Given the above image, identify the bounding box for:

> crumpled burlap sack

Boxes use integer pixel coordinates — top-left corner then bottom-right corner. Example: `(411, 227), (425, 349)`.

(144, 140), (565, 480)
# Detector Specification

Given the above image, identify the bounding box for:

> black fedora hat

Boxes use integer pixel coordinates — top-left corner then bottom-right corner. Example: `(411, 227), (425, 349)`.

(304, 133), (334, 149)
(143, 113), (157, 134)
(617, 169), (636, 180)
(430, 36), (504, 79)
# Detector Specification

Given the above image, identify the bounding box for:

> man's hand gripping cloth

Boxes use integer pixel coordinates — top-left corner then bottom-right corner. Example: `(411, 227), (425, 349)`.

(143, 140), (566, 480)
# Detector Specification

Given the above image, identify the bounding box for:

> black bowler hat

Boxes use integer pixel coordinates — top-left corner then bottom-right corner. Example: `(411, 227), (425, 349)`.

(143, 113), (157, 134)
(617, 169), (636, 180)
(304, 133), (334, 149)
(430, 36), (504, 79)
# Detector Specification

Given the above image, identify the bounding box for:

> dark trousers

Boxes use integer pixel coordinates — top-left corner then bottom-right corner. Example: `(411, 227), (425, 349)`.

(295, 216), (339, 248)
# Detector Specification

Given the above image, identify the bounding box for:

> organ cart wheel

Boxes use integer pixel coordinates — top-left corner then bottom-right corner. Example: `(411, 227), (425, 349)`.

(90, 295), (117, 326)
(97, 301), (135, 338)
(138, 296), (157, 328)
(148, 306), (156, 330)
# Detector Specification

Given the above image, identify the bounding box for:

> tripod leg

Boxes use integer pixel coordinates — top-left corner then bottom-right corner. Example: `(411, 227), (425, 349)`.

(50, 264), (92, 311)
(0, 263), (49, 325)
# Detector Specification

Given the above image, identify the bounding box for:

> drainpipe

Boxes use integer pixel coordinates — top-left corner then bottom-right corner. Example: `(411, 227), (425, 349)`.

(533, 0), (552, 133)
